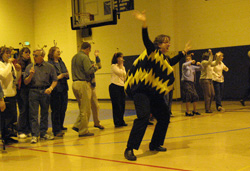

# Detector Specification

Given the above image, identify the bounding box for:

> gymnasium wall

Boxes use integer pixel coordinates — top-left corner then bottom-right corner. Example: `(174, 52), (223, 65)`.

(0, 0), (34, 49)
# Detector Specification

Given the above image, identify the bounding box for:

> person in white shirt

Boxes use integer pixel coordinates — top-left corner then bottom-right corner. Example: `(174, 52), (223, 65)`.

(109, 52), (127, 127)
(212, 52), (229, 111)
(0, 46), (21, 144)
(199, 49), (220, 113)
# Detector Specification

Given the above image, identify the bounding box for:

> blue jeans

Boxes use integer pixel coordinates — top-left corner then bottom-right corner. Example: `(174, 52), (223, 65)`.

(29, 89), (50, 137)
(213, 81), (224, 108)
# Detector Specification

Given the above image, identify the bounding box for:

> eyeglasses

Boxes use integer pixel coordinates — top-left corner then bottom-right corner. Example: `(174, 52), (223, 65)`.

(33, 54), (41, 58)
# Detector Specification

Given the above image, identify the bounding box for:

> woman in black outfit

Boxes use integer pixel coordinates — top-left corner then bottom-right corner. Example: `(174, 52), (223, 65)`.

(48, 46), (69, 137)
(109, 52), (127, 127)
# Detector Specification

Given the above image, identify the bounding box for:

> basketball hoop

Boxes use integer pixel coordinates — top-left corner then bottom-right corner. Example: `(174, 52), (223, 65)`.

(74, 13), (94, 27)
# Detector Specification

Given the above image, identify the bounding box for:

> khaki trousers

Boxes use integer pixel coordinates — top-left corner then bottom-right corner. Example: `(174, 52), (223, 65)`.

(72, 81), (100, 135)
(91, 86), (100, 126)
(199, 79), (215, 111)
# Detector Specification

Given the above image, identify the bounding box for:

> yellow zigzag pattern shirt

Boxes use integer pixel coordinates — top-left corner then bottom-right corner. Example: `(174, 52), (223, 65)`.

(124, 49), (175, 97)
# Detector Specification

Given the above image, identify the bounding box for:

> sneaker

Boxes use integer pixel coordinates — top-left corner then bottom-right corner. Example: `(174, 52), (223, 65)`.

(217, 106), (224, 111)
(40, 134), (54, 140)
(31, 136), (38, 144)
(19, 133), (27, 139)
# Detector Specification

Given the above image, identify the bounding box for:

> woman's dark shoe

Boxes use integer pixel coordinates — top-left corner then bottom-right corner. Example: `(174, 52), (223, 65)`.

(149, 143), (167, 151)
(240, 100), (245, 106)
(192, 111), (201, 115)
(124, 148), (137, 161)
(115, 123), (128, 128)
(185, 112), (194, 116)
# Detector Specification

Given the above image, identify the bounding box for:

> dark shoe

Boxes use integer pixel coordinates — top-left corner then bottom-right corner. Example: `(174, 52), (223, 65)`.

(94, 125), (105, 130)
(54, 131), (65, 137)
(62, 127), (68, 131)
(124, 148), (137, 161)
(72, 127), (79, 132)
(149, 144), (167, 151)
(240, 100), (245, 106)
(79, 132), (94, 137)
(147, 121), (154, 125)
(192, 111), (201, 115)
(122, 123), (128, 126)
(205, 110), (213, 113)
(5, 137), (18, 144)
(115, 123), (127, 128)
(185, 112), (194, 116)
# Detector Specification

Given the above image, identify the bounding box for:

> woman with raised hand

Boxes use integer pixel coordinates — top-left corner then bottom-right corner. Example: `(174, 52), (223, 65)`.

(16, 47), (32, 139)
(199, 49), (220, 113)
(212, 51), (229, 111)
(0, 46), (21, 144)
(109, 52), (127, 128)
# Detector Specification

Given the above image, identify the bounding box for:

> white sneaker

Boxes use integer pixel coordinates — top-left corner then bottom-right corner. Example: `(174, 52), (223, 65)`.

(218, 106), (225, 112)
(31, 136), (38, 144)
(40, 134), (54, 140)
(19, 133), (27, 139)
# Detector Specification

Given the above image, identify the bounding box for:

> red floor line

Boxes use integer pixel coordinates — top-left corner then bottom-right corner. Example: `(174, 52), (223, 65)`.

(51, 151), (192, 171)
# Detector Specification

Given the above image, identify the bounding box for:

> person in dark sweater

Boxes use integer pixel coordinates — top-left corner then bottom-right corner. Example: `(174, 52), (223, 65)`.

(16, 47), (32, 139)
(48, 46), (69, 137)
(124, 11), (191, 161)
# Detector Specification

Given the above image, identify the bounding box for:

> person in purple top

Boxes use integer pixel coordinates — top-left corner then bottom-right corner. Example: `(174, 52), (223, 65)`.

(181, 53), (202, 116)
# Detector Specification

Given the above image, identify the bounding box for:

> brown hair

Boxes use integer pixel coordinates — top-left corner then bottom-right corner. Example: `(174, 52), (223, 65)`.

(0, 46), (11, 61)
(153, 34), (171, 49)
(48, 46), (59, 61)
(111, 52), (123, 64)
(17, 47), (31, 69)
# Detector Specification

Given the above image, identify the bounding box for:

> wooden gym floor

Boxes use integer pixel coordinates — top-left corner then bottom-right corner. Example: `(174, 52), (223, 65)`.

(1, 100), (250, 171)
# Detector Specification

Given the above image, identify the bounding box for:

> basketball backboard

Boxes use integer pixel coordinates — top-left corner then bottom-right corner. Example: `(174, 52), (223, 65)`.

(71, 0), (117, 30)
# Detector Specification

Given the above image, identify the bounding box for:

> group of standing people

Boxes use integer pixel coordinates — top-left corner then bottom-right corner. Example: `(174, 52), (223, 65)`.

(0, 46), (69, 144)
(181, 50), (229, 116)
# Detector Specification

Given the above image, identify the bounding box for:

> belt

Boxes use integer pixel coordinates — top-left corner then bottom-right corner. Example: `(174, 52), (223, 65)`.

(73, 80), (88, 82)
(30, 86), (50, 90)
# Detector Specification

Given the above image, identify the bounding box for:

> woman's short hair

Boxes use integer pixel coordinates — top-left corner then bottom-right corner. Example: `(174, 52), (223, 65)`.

(48, 46), (59, 61)
(111, 52), (123, 64)
(0, 46), (11, 61)
(153, 34), (171, 49)
(202, 52), (209, 61)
